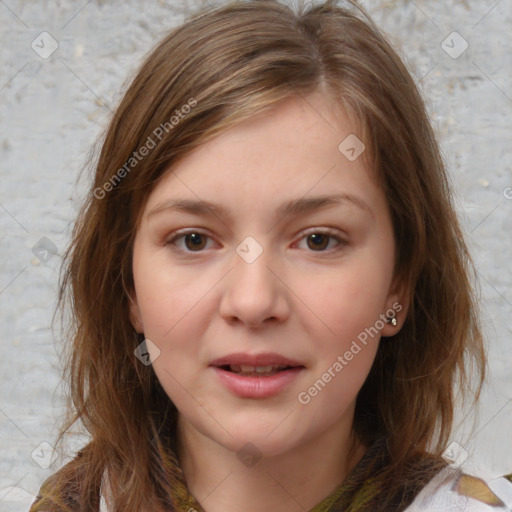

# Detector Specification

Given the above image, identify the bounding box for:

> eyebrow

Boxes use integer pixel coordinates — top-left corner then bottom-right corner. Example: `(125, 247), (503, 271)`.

(146, 193), (373, 221)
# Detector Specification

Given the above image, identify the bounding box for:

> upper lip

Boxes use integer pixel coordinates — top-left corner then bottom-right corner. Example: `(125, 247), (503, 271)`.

(209, 352), (304, 368)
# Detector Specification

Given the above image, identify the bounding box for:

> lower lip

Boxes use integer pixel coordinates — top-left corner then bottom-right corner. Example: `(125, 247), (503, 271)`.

(210, 367), (304, 398)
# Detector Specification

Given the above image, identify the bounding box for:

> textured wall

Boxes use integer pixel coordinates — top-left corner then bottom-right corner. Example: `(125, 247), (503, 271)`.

(0, 0), (511, 509)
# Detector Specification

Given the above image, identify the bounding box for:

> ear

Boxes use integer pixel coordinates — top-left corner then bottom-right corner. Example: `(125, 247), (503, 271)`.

(380, 275), (411, 338)
(128, 288), (144, 334)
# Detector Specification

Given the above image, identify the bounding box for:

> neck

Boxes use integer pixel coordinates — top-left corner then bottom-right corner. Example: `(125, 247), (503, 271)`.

(176, 414), (366, 512)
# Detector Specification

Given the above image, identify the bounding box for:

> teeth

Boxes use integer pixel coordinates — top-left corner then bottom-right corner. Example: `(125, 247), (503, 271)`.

(229, 364), (288, 373)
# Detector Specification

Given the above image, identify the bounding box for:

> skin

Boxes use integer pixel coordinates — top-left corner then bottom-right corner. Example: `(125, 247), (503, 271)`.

(129, 91), (409, 512)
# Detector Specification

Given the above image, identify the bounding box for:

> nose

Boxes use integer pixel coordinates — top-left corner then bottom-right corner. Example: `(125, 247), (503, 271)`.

(219, 245), (290, 328)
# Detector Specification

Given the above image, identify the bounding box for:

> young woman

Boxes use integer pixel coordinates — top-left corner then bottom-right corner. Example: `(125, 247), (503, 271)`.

(29, 1), (512, 511)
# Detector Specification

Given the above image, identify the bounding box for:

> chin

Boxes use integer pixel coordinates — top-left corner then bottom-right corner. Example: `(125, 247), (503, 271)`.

(228, 432), (298, 460)
(199, 416), (302, 459)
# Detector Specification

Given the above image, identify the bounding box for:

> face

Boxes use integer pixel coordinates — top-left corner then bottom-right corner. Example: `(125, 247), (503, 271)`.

(129, 92), (407, 458)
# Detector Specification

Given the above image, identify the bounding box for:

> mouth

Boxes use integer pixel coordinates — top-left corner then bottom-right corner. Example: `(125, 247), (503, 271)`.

(217, 364), (302, 377)
(209, 352), (306, 377)
(209, 357), (306, 398)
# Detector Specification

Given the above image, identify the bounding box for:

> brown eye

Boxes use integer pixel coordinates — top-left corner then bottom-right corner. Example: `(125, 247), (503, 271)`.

(183, 232), (207, 251)
(297, 230), (345, 253)
(166, 231), (213, 252)
(306, 233), (330, 251)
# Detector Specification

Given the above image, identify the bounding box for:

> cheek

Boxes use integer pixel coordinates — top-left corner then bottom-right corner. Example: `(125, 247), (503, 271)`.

(291, 258), (390, 407)
(298, 261), (391, 348)
(132, 246), (213, 339)
(131, 257), (212, 406)
(297, 284), (381, 418)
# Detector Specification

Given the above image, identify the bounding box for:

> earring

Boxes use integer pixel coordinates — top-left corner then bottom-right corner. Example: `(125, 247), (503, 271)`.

(387, 316), (398, 327)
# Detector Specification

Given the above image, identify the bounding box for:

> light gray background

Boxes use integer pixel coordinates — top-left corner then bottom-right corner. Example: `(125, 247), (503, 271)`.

(0, 0), (511, 509)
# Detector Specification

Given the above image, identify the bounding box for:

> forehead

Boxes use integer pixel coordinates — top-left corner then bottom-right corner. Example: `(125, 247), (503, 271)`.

(142, 93), (383, 222)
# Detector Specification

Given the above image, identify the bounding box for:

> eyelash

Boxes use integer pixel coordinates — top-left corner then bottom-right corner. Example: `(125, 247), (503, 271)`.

(165, 228), (347, 255)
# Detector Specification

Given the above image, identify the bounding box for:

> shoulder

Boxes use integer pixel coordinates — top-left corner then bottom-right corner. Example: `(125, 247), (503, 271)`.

(29, 448), (100, 512)
(405, 467), (512, 511)
(99, 469), (109, 512)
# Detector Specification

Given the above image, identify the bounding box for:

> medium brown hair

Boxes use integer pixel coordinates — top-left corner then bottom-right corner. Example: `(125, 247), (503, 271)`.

(30, 1), (485, 510)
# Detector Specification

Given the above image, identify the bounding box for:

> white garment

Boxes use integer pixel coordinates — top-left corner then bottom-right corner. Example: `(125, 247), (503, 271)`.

(404, 467), (512, 512)
(99, 467), (512, 511)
